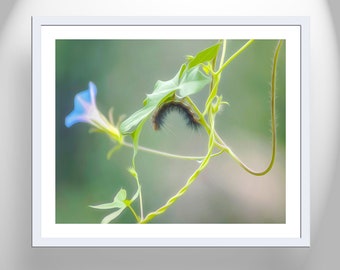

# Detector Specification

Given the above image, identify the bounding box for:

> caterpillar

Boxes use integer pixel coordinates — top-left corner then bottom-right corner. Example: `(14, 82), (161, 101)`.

(152, 100), (201, 131)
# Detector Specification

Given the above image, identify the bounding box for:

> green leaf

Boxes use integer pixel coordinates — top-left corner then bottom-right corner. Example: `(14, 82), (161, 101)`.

(119, 66), (184, 134)
(120, 65), (210, 134)
(188, 41), (221, 68)
(119, 104), (156, 134)
(89, 188), (127, 210)
(89, 201), (125, 210)
(178, 63), (187, 79)
(114, 188), (127, 202)
(120, 92), (175, 134)
(101, 208), (125, 224)
(177, 66), (211, 97)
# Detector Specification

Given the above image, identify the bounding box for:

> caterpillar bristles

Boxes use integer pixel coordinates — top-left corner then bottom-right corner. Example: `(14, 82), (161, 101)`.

(152, 100), (201, 131)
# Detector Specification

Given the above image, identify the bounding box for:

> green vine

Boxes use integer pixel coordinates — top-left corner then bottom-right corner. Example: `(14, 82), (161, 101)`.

(66, 39), (284, 223)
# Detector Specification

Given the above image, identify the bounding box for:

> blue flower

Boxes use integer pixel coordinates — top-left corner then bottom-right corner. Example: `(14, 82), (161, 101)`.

(65, 82), (122, 142)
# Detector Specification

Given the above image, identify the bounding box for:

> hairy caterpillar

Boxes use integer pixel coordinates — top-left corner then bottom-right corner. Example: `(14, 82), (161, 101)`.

(152, 100), (201, 131)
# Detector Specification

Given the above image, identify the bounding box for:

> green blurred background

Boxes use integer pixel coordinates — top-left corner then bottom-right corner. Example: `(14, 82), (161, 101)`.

(56, 40), (286, 224)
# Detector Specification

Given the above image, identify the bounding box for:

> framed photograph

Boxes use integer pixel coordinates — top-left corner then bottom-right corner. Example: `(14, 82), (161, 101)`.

(32, 16), (309, 247)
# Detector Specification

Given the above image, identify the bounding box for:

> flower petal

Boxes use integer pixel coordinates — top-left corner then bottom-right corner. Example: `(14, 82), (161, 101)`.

(74, 82), (97, 111)
(65, 111), (89, 128)
(65, 82), (98, 127)
(64, 82), (123, 142)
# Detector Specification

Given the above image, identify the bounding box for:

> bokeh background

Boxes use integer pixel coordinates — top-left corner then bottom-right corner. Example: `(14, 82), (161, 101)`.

(56, 39), (286, 223)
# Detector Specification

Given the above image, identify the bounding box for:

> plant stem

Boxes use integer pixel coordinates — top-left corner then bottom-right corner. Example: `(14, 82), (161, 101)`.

(140, 109), (216, 224)
(132, 39), (282, 223)
(126, 203), (140, 222)
(139, 60), (222, 223)
(139, 153), (211, 223)
(219, 39), (227, 69)
(135, 177), (144, 220)
(216, 39), (255, 76)
(215, 40), (283, 176)
(121, 141), (206, 160)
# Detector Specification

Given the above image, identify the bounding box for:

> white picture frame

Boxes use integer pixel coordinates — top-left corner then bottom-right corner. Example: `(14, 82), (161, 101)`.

(32, 16), (310, 247)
